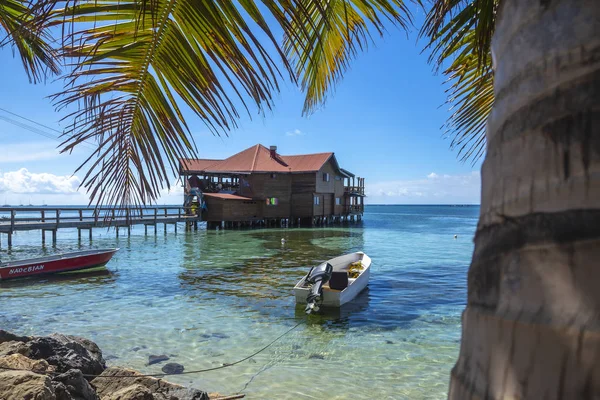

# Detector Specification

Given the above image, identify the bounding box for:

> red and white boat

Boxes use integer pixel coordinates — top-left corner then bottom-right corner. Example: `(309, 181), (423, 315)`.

(0, 248), (119, 280)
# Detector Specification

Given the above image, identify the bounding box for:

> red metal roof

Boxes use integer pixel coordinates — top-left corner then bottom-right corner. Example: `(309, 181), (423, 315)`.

(180, 144), (334, 174)
(203, 193), (252, 200)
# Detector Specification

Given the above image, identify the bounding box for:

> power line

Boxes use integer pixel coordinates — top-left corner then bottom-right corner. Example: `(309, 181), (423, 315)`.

(0, 106), (64, 134)
(0, 107), (97, 151)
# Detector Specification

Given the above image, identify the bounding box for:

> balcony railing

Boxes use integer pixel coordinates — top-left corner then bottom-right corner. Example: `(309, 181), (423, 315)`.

(344, 186), (365, 195)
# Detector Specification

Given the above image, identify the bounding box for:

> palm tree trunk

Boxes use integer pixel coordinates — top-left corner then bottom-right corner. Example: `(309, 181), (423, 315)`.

(448, 0), (600, 398)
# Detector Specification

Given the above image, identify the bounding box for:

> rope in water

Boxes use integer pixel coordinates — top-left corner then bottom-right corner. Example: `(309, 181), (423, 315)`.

(0, 322), (302, 378)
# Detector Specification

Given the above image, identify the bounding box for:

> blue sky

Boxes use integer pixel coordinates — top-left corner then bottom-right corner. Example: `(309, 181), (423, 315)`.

(0, 8), (482, 205)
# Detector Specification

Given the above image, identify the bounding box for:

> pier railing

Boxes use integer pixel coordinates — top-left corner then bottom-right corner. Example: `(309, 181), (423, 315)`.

(0, 206), (199, 233)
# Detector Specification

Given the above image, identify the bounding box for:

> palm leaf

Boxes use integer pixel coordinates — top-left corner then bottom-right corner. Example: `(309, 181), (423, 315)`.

(0, 0), (60, 83)
(52, 0), (414, 209)
(421, 0), (497, 162)
(284, 0), (414, 114)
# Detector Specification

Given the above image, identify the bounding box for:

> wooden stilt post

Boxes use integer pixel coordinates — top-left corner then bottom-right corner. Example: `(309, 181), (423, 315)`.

(78, 228), (81, 241)
(42, 230), (45, 246)
(51, 230), (57, 246)
(89, 228), (93, 241)
(8, 232), (12, 248)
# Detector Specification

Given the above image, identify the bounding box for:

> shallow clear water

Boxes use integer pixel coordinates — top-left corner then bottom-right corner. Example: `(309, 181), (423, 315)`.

(0, 205), (478, 399)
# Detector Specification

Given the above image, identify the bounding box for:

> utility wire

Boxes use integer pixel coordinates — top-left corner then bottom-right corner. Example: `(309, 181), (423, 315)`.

(0, 107), (96, 150)
(0, 106), (64, 135)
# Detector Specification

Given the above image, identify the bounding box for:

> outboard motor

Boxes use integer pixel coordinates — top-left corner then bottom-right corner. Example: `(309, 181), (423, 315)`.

(303, 262), (333, 314)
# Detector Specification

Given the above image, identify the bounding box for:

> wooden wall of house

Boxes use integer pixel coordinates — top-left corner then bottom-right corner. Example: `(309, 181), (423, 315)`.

(291, 173), (316, 193)
(291, 193), (314, 218)
(203, 198), (260, 222)
(247, 173), (292, 218)
(313, 193), (325, 216)
(315, 160), (339, 193)
(314, 159), (346, 215)
(247, 174), (292, 198)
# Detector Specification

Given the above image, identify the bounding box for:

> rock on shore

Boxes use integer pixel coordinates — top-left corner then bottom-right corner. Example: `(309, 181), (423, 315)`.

(0, 330), (210, 400)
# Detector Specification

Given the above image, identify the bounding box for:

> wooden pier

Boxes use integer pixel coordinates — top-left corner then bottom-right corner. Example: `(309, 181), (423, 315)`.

(0, 206), (201, 248)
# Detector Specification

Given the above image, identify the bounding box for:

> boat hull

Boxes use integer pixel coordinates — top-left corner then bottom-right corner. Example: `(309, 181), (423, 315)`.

(294, 252), (371, 308)
(0, 249), (118, 280)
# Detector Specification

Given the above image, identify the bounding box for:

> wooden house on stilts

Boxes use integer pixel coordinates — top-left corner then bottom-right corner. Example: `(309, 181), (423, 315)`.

(179, 144), (365, 229)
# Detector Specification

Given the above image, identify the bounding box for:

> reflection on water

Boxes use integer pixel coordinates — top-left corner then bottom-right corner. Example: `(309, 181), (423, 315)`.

(293, 288), (372, 331)
(0, 269), (116, 289)
(0, 205), (478, 399)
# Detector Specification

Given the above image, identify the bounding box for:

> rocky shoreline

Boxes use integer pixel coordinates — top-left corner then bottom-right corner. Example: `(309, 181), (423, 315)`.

(0, 330), (235, 400)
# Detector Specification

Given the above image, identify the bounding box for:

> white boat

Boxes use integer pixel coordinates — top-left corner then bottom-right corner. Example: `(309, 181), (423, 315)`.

(294, 251), (371, 309)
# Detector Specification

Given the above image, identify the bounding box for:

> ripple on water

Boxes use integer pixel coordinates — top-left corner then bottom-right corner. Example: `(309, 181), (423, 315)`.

(0, 205), (478, 399)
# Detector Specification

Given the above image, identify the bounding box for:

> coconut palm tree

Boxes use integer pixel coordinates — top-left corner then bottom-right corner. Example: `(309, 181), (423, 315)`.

(423, 0), (600, 398)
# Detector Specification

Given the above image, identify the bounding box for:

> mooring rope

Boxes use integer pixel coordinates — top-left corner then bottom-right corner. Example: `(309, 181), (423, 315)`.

(0, 322), (302, 379)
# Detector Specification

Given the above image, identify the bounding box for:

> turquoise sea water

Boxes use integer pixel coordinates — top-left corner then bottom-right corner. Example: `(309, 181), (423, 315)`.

(0, 205), (478, 399)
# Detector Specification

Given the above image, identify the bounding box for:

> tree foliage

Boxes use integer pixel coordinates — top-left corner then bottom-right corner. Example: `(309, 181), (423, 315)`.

(421, 0), (498, 163)
(0, 0), (59, 83)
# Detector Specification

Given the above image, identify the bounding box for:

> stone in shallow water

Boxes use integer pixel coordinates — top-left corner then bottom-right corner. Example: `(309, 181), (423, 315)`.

(386, 340), (394, 344)
(308, 353), (324, 360)
(148, 354), (169, 365)
(211, 332), (229, 339)
(161, 362), (184, 374)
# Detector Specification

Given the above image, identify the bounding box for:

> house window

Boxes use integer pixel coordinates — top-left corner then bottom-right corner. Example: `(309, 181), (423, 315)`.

(323, 173), (330, 182)
(314, 196), (320, 205)
(265, 197), (278, 206)
(335, 197), (341, 205)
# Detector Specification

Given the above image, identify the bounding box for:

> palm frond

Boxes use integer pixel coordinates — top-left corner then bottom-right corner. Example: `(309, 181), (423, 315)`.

(421, 0), (496, 68)
(53, 0), (415, 209)
(284, 0), (414, 114)
(442, 29), (493, 163)
(52, 0), (298, 209)
(421, 0), (497, 163)
(0, 0), (60, 83)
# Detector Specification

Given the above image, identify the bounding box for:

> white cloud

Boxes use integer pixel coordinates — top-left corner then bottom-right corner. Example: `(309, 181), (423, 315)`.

(0, 168), (81, 195)
(285, 129), (304, 137)
(366, 171), (481, 204)
(0, 142), (61, 163)
(0, 170), (187, 206)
